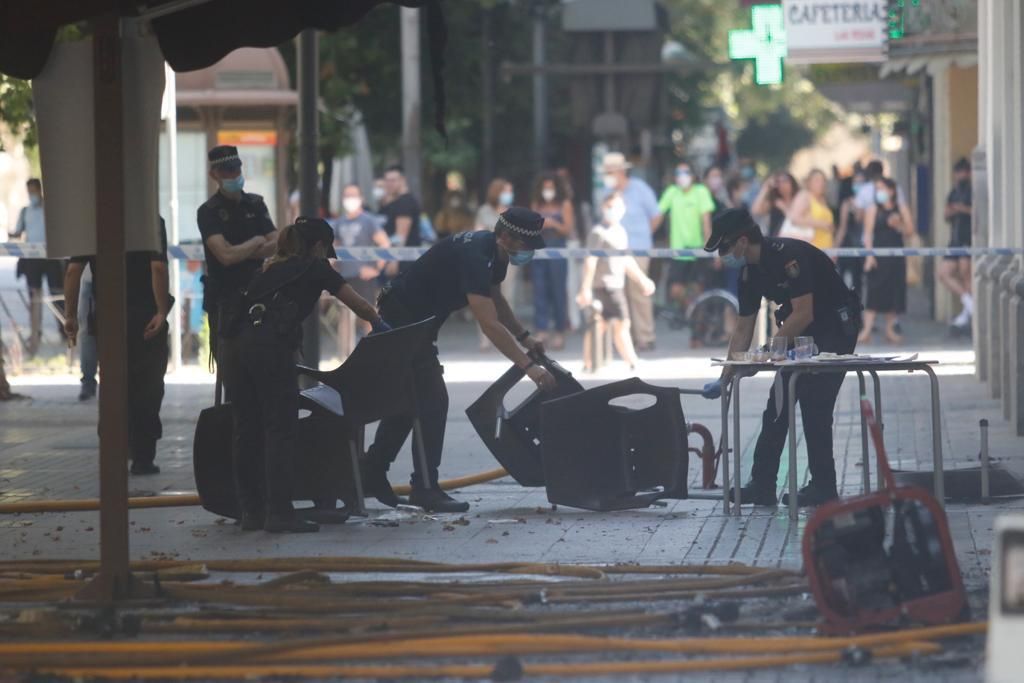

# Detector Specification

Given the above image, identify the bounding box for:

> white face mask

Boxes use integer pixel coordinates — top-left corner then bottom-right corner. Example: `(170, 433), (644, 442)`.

(343, 197), (363, 214)
(676, 172), (692, 189)
(372, 187), (386, 201)
(603, 174), (618, 190)
(541, 188), (557, 202)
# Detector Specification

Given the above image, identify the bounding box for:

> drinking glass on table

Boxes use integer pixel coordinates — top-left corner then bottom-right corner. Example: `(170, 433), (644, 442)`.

(769, 336), (788, 361)
(794, 336), (815, 361)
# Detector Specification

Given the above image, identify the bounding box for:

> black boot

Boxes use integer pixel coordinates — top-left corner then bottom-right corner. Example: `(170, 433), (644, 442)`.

(130, 462), (160, 475)
(728, 481), (778, 506)
(409, 488), (470, 513)
(363, 462), (406, 508)
(130, 439), (159, 475)
(781, 482), (839, 508)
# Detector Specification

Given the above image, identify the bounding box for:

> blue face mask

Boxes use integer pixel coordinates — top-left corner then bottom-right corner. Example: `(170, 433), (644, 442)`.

(221, 175), (245, 194)
(722, 252), (746, 269)
(876, 190), (891, 205)
(509, 250), (535, 266)
(28, 195), (41, 208)
(499, 191), (514, 206)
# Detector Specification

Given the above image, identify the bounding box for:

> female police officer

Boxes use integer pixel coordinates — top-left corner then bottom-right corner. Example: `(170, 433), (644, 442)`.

(230, 217), (387, 533)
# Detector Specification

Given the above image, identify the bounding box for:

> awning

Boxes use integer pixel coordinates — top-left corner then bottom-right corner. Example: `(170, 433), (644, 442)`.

(880, 52), (978, 78)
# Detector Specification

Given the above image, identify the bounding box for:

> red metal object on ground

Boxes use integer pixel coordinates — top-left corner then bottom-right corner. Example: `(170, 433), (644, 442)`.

(687, 422), (719, 489)
(802, 399), (967, 634)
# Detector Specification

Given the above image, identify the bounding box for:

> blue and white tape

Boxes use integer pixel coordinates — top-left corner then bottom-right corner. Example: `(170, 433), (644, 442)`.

(2, 243), (1022, 261)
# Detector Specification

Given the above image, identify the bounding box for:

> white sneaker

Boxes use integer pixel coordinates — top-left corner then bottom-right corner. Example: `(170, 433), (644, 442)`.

(961, 293), (974, 316)
(952, 308), (971, 328)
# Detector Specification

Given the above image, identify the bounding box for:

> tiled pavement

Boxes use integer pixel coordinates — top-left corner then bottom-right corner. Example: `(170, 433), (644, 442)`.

(2, 319), (1021, 682)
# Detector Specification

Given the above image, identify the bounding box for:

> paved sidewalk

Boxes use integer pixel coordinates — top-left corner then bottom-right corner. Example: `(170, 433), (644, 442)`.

(1, 318), (1020, 682)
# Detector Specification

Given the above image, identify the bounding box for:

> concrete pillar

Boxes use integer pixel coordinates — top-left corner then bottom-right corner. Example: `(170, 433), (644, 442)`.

(999, 263), (1017, 415)
(973, 147), (989, 381)
(1010, 273), (1024, 434)
(974, 0), (991, 381)
(931, 66), (954, 324)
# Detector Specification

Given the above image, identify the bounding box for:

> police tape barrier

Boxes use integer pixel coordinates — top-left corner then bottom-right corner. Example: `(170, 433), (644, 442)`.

(1, 243), (1023, 261)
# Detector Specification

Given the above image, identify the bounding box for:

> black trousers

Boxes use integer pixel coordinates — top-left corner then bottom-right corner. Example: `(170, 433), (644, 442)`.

(749, 331), (857, 491)
(366, 291), (448, 490)
(125, 313), (168, 466)
(230, 329), (299, 516)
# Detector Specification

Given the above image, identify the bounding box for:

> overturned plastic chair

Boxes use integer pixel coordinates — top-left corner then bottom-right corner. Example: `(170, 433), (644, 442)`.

(465, 353), (584, 487)
(539, 378), (689, 511)
(296, 317), (436, 517)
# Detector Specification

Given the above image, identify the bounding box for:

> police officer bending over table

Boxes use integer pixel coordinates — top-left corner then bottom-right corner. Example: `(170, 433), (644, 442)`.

(198, 145), (278, 399)
(63, 218), (173, 475)
(365, 208), (557, 514)
(229, 217), (386, 533)
(709, 208), (861, 508)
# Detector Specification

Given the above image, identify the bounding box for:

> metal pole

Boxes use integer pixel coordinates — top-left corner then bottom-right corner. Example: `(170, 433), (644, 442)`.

(980, 418), (990, 503)
(90, 12), (131, 600)
(400, 7), (422, 199)
(164, 63), (182, 373)
(603, 31), (615, 113)
(480, 6), (495, 191)
(298, 29), (320, 370)
(531, 2), (549, 172)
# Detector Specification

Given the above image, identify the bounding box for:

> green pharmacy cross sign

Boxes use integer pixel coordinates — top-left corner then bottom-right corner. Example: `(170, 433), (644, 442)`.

(728, 4), (788, 86)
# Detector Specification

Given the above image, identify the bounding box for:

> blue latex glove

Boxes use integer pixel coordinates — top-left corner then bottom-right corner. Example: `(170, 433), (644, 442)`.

(371, 319), (392, 335)
(702, 379), (723, 400)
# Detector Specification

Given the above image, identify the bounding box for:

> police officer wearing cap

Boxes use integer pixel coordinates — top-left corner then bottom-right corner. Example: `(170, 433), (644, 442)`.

(229, 217), (387, 533)
(364, 207), (557, 513)
(197, 145), (278, 399)
(707, 208), (862, 507)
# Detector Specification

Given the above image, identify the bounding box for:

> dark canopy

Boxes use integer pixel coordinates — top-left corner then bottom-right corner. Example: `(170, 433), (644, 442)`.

(0, 0), (446, 132)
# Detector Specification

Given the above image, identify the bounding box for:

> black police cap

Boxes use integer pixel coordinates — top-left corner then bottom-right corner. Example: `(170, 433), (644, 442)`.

(497, 207), (546, 250)
(208, 145), (242, 171)
(705, 207), (758, 252)
(294, 216), (334, 251)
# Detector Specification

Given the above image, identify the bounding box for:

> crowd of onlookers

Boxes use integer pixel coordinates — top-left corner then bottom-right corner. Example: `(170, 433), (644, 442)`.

(0, 152), (976, 395)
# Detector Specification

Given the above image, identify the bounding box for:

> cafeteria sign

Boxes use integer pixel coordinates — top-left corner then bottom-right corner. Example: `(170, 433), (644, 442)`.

(782, 0), (888, 64)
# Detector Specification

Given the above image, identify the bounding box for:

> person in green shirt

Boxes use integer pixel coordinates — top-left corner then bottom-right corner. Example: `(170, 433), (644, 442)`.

(656, 161), (716, 311)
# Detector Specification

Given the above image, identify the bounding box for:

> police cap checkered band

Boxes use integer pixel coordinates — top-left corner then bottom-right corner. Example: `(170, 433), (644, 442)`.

(497, 213), (539, 238)
(208, 145), (241, 168)
(498, 207), (546, 250)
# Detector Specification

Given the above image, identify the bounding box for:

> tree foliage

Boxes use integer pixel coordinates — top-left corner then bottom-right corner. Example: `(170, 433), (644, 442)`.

(0, 75), (36, 151)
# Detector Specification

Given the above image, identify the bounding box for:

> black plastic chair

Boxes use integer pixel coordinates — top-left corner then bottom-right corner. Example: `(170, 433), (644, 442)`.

(465, 353), (584, 486)
(539, 378), (689, 511)
(296, 317), (436, 516)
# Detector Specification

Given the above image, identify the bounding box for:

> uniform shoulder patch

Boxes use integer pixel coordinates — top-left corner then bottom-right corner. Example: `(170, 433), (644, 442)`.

(784, 259), (800, 279)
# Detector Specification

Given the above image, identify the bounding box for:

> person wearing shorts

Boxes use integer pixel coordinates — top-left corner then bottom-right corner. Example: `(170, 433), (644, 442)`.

(577, 193), (655, 371)
(938, 158), (973, 331)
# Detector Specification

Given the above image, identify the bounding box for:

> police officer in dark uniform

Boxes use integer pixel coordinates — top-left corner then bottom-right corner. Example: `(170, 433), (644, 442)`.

(63, 218), (173, 475)
(708, 208), (861, 507)
(364, 207), (557, 513)
(197, 145), (278, 399)
(229, 217), (387, 533)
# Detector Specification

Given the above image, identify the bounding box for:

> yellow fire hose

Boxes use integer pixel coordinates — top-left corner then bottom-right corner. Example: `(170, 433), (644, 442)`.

(0, 622), (983, 661)
(0, 467), (510, 514)
(26, 643), (941, 681)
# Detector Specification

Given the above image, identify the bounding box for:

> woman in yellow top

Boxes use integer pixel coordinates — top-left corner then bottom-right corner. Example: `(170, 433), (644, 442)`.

(787, 168), (835, 251)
